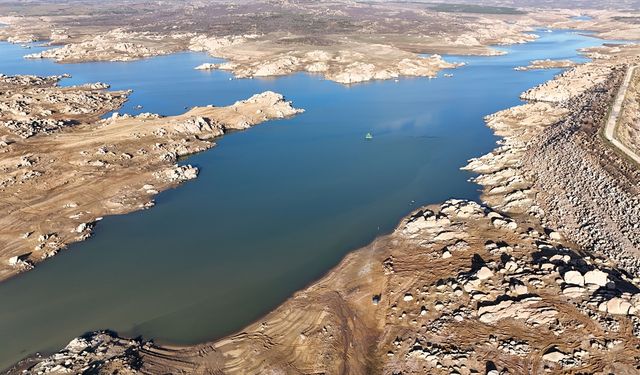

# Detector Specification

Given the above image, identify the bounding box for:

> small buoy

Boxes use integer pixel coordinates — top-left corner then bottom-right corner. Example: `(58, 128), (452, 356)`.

(365, 132), (373, 140)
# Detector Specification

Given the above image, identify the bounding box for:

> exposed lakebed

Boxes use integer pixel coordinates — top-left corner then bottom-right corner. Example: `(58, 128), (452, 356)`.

(0, 30), (620, 369)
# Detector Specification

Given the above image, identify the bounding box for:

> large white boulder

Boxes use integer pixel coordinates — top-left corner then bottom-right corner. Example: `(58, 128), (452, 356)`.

(584, 269), (608, 287)
(476, 267), (494, 281)
(606, 298), (633, 315)
(542, 348), (567, 362)
(563, 270), (584, 286)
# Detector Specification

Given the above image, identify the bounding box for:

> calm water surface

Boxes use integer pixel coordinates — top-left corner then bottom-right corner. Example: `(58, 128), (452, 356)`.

(0, 30), (621, 369)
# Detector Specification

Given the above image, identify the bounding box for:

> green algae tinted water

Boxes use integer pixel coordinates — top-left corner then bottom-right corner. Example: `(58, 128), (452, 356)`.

(0, 30), (622, 369)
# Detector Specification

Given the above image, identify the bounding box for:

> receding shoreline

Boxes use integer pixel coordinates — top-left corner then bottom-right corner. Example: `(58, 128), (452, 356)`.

(5, 27), (640, 375)
(2, 3), (640, 372)
(0, 75), (303, 282)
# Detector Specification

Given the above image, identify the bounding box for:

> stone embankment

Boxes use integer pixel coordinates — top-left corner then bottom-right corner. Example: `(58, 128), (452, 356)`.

(525, 69), (640, 274)
(466, 59), (640, 276)
(613, 66), (640, 158)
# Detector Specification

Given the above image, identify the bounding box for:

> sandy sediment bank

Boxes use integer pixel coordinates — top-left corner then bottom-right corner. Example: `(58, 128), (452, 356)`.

(0, 74), (302, 282)
(9, 34), (640, 375)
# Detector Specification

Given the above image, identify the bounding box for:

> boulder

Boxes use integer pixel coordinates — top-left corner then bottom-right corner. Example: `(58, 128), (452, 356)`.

(562, 286), (586, 298)
(548, 231), (563, 241)
(542, 348), (567, 362)
(583, 269), (608, 287)
(563, 270), (585, 286)
(476, 267), (494, 281)
(606, 298), (632, 315)
(478, 296), (557, 326)
(8, 256), (19, 266)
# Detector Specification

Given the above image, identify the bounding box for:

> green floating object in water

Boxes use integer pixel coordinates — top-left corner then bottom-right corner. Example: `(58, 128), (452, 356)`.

(365, 132), (373, 140)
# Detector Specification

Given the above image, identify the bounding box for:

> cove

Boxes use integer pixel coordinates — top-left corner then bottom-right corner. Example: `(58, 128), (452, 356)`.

(0, 30), (620, 369)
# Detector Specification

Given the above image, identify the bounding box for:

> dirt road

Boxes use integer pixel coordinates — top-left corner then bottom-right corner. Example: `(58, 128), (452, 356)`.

(604, 65), (640, 165)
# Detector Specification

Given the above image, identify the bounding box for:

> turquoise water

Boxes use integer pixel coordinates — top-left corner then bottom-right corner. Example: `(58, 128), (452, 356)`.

(0, 30), (621, 369)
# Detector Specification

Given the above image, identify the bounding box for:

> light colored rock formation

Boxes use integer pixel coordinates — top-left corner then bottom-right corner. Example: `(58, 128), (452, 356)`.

(194, 63), (217, 70)
(24, 29), (187, 62)
(563, 270), (585, 286)
(0, 74), (128, 139)
(478, 297), (558, 326)
(16, 332), (147, 375)
(514, 59), (577, 71)
(189, 34), (250, 54)
(205, 43), (463, 84)
(520, 63), (613, 102)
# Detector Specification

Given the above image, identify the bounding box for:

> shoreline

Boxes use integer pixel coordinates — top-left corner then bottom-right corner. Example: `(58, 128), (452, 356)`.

(0, 24), (594, 284)
(6, 28), (640, 375)
(0, 4), (578, 85)
(0, 76), (303, 282)
(1, 4), (640, 372)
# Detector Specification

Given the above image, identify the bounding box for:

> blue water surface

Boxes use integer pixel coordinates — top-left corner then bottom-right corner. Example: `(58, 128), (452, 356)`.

(0, 30), (623, 369)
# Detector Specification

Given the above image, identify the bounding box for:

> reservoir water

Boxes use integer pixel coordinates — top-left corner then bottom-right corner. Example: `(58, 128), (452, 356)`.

(0, 30), (621, 369)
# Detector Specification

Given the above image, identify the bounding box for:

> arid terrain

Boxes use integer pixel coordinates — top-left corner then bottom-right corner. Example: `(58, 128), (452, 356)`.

(4, 1), (640, 85)
(2, 1), (640, 375)
(0, 0), (627, 84)
(5, 16), (640, 375)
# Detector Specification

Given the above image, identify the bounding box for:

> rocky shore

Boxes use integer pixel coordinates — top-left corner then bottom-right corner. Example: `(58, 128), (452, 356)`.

(8, 199), (640, 374)
(0, 74), (302, 281)
(0, 74), (128, 138)
(194, 48), (463, 84)
(466, 53), (640, 276)
(8, 33), (640, 375)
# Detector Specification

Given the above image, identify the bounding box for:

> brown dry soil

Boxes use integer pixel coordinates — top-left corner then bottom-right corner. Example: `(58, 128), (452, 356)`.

(616, 68), (640, 156)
